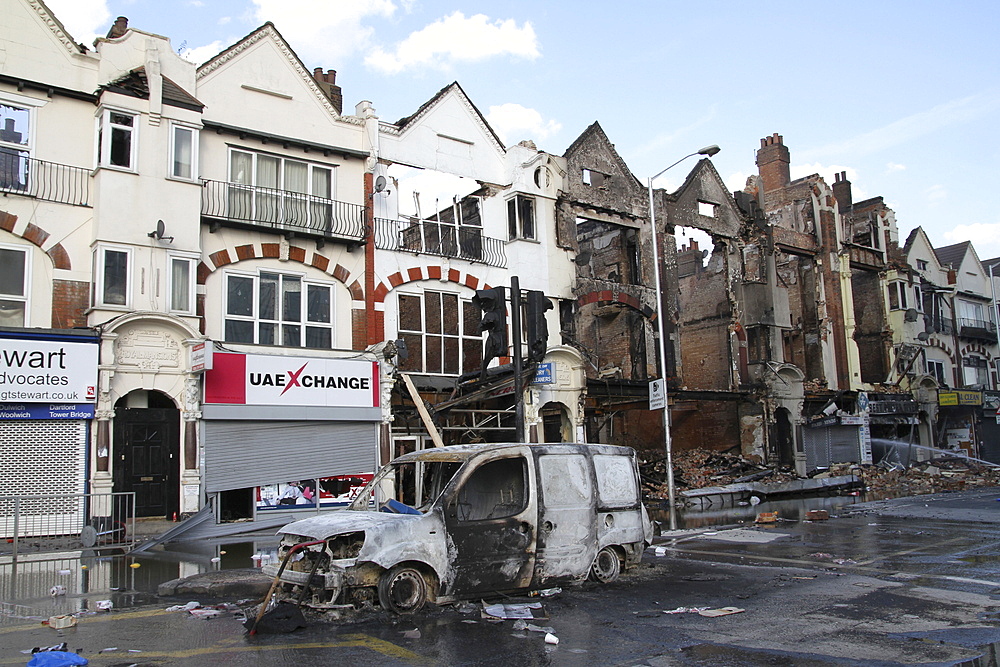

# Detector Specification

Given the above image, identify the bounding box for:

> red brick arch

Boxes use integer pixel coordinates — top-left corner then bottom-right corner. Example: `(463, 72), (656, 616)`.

(372, 265), (491, 304)
(0, 210), (71, 269)
(577, 290), (657, 321)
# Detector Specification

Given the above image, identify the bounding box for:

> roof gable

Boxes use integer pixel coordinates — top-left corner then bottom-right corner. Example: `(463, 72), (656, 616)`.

(563, 122), (643, 192)
(667, 158), (745, 239)
(386, 82), (505, 155)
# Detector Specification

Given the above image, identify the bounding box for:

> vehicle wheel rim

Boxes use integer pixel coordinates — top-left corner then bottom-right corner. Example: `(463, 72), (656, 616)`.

(390, 570), (424, 610)
(592, 548), (620, 583)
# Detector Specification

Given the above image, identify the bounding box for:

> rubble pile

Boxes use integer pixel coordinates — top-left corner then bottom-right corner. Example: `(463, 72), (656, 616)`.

(640, 449), (799, 499)
(640, 449), (1000, 502)
(858, 458), (1000, 498)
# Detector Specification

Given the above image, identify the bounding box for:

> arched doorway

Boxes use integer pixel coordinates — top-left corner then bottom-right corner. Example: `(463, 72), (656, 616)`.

(113, 390), (180, 518)
(540, 403), (571, 443)
(775, 407), (794, 468)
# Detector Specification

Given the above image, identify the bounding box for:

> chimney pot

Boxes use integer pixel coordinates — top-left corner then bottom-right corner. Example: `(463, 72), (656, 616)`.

(326, 69), (337, 84)
(756, 132), (791, 193)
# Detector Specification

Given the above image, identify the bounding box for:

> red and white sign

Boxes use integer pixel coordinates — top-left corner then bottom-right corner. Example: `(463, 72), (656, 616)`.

(204, 352), (379, 408)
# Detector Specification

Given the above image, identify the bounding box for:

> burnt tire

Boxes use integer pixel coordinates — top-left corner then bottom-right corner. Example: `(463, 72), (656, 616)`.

(589, 546), (621, 583)
(378, 565), (428, 614)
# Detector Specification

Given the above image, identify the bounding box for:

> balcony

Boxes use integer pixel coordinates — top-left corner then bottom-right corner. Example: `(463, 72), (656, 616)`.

(374, 218), (507, 268)
(958, 317), (997, 342)
(201, 179), (365, 244)
(0, 153), (90, 207)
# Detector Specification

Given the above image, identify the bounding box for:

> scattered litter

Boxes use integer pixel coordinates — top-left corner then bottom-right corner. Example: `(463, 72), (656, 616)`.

(755, 512), (778, 524)
(210, 557), (221, 563)
(95, 600), (113, 611)
(482, 602), (546, 620)
(512, 619), (555, 633)
(791, 576), (816, 580)
(165, 602), (201, 612)
(544, 633), (559, 645)
(46, 615), (77, 630)
(832, 558), (857, 565)
(528, 587), (561, 598)
(697, 606), (744, 617)
(808, 552), (832, 560)
(49, 586), (66, 597)
(26, 643), (68, 654)
(805, 510), (829, 521)
(402, 628), (420, 639)
(189, 608), (222, 618)
(461, 619), (478, 624)
(654, 546), (667, 556)
(99, 647), (119, 652)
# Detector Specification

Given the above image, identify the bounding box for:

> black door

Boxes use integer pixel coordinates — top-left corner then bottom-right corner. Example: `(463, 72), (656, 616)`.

(114, 407), (180, 518)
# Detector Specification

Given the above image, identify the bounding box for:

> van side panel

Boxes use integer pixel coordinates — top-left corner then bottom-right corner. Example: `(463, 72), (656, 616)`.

(534, 453), (598, 583)
(593, 453), (649, 563)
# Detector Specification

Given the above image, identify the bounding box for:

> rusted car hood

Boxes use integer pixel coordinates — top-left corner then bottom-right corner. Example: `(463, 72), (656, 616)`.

(275, 510), (420, 540)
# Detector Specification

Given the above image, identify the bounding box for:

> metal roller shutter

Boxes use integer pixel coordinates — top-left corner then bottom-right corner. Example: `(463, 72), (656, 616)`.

(804, 425), (862, 470)
(204, 420), (377, 493)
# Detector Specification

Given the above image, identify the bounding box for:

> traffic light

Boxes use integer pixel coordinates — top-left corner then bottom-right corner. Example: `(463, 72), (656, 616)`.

(472, 287), (508, 368)
(525, 290), (552, 363)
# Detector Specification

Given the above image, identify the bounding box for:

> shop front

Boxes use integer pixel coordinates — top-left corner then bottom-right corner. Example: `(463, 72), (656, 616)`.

(202, 351), (381, 521)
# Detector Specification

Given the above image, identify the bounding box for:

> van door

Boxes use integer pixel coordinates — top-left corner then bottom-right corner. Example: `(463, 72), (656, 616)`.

(535, 453), (597, 582)
(443, 455), (536, 595)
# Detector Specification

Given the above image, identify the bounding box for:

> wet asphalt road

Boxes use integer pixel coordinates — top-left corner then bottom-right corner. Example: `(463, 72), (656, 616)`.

(3, 488), (1000, 665)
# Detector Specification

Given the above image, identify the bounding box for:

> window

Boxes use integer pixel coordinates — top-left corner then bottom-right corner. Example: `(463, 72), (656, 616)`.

(225, 271), (334, 348)
(926, 359), (946, 385)
(229, 149), (334, 230)
(95, 246), (130, 307)
(698, 201), (717, 218)
(397, 290), (482, 375)
(170, 123), (198, 180)
(0, 244), (28, 326)
(582, 168), (607, 187)
(451, 457), (527, 521)
(888, 281), (909, 310)
(962, 355), (988, 387)
(168, 255), (196, 313)
(97, 109), (137, 169)
(0, 100), (32, 191)
(506, 195), (535, 240)
(912, 285), (923, 312)
(916, 260), (929, 271)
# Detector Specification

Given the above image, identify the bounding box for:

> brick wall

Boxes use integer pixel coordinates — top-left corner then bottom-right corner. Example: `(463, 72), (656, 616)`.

(852, 269), (888, 382)
(52, 279), (89, 328)
(678, 269), (732, 390)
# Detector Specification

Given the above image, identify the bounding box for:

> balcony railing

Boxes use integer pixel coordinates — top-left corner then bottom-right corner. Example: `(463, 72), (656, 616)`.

(958, 317), (997, 341)
(374, 217), (507, 268)
(0, 152), (90, 206)
(201, 179), (365, 242)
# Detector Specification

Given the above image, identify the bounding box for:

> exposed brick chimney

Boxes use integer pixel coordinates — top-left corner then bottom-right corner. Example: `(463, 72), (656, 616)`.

(107, 16), (128, 39)
(832, 171), (852, 212)
(312, 68), (343, 115)
(756, 133), (790, 193)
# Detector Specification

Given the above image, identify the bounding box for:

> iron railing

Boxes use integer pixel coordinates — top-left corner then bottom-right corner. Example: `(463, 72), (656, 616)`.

(374, 217), (507, 268)
(958, 317), (997, 340)
(0, 153), (91, 206)
(201, 179), (366, 242)
(0, 492), (136, 558)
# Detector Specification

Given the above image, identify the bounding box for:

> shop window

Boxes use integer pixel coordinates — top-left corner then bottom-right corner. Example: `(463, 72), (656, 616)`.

(0, 244), (28, 326)
(397, 289), (482, 376)
(224, 271), (334, 348)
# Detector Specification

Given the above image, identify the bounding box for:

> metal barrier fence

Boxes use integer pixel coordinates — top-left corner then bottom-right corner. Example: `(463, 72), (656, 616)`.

(0, 493), (136, 558)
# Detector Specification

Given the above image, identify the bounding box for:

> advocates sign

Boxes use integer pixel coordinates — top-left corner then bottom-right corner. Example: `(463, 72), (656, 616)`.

(204, 352), (379, 408)
(0, 338), (98, 403)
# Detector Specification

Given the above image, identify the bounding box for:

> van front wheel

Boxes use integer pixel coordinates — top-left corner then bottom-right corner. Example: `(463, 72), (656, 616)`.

(589, 546), (621, 583)
(378, 565), (428, 614)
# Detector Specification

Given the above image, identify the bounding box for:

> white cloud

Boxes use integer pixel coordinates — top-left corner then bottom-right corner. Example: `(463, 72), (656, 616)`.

(365, 12), (539, 74)
(218, 16), (232, 26)
(180, 41), (229, 65)
(944, 223), (1000, 258)
(724, 170), (753, 193)
(486, 103), (560, 145)
(886, 162), (906, 173)
(925, 184), (948, 203)
(44, 0), (111, 45)
(252, 0), (396, 63)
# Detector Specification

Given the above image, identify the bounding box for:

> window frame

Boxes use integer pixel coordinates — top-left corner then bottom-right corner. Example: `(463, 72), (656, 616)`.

(222, 269), (336, 349)
(96, 107), (138, 171)
(94, 244), (132, 308)
(506, 194), (536, 241)
(926, 358), (946, 386)
(0, 242), (30, 326)
(167, 252), (198, 315)
(0, 92), (43, 192)
(169, 121), (199, 181)
(396, 288), (483, 376)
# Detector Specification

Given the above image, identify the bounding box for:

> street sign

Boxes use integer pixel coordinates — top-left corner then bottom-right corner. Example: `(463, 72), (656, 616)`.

(649, 379), (666, 410)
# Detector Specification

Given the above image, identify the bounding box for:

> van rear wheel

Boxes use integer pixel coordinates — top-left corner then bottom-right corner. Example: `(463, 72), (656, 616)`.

(589, 546), (621, 583)
(378, 565), (428, 614)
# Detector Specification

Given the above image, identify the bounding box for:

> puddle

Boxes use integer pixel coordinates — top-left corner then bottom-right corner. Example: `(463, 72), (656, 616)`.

(650, 493), (864, 530)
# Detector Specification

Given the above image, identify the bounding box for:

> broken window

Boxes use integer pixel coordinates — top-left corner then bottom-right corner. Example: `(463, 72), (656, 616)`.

(888, 281), (909, 310)
(98, 108), (136, 169)
(397, 290), (482, 375)
(582, 169), (608, 187)
(697, 201), (717, 218)
(925, 358), (946, 385)
(675, 226), (712, 275)
(451, 457), (527, 521)
(507, 195), (535, 240)
(962, 355), (988, 387)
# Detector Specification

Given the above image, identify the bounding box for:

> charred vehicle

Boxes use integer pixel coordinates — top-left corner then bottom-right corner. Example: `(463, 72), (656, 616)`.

(263, 442), (651, 613)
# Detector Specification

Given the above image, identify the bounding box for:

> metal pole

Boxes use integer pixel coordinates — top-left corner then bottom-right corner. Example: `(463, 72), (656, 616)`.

(991, 264), (1000, 387)
(511, 276), (525, 442)
(647, 177), (678, 531)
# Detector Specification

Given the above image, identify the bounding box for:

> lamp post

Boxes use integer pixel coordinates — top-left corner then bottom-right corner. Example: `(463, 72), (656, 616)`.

(647, 144), (721, 531)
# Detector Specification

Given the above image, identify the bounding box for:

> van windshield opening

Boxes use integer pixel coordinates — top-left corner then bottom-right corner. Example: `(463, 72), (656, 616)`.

(349, 459), (463, 513)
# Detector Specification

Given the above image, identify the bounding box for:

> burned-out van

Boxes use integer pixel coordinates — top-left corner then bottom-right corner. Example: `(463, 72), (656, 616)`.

(263, 443), (651, 613)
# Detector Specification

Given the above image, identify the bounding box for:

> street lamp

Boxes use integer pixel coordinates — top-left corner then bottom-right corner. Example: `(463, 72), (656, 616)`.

(647, 144), (721, 531)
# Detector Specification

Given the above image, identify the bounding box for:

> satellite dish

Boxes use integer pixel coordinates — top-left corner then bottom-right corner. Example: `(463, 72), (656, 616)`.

(904, 308), (919, 322)
(374, 175), (387, 193)
(917, 332), (929, 341)
(147, 219), (173, 243)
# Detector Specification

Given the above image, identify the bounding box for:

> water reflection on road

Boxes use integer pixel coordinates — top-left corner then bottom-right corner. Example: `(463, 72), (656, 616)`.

(649, 492), (866, 530)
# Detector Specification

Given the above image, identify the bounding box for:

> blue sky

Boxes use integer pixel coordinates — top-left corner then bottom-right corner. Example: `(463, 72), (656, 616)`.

(47, 0), (1000, 258)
